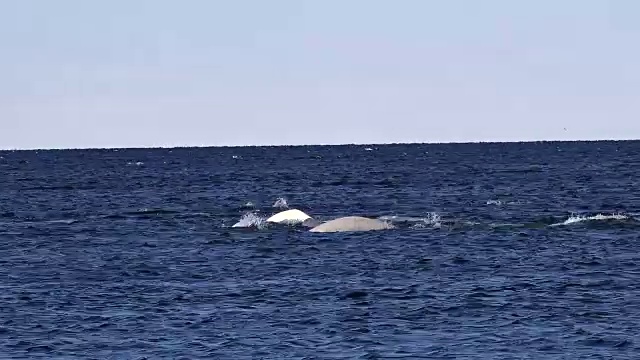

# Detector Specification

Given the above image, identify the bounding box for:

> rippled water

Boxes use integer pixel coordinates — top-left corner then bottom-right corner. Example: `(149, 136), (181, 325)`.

(1, 141), (639, 359)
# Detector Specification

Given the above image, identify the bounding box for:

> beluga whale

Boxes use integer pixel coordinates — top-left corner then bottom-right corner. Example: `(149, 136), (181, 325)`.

(266, 209), (313, 225)
(308, 216), (394, 233)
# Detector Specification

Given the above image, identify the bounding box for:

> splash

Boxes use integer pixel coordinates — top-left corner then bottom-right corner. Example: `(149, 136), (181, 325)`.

(231, 212), (267, 229)
(379, 212), (442, 229)
(272, 197), (289, 209)
(551, 213), (630, 227)
(418, 212), (442, 229)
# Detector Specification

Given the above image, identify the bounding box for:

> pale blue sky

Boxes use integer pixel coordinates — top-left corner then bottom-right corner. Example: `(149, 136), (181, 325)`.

(1, 0), (639, 149)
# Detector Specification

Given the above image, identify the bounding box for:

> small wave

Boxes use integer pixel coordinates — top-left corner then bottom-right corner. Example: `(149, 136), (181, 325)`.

(101, 210), (212, 221)
(123, 209), (180, 217)
(241, 201), (255, 209)
(379, 213), (442, 229)
(182, 212), (214, 218)
(551, 213), (630, 227)
(489, 222), (524, 229)
(231, 212), (267, 229)
(98, 209), (181, 220)
(45, 219), (78, 225)
(486, 199), (528, 206)
(272, 197), (289, 209)
(23, 185), (75, 191)
(0, 218), (79, 227)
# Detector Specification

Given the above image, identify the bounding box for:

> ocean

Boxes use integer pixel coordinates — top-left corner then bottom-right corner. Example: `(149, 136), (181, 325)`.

(1, 141), (639, 359)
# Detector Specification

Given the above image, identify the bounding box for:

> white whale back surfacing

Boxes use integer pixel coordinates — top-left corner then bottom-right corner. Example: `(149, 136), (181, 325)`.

(266, 209), (311, 224)
(309, 216), (394, 233)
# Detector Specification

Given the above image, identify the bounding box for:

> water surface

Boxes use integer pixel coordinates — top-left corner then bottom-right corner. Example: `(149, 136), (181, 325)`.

(1, 141), (639, 359)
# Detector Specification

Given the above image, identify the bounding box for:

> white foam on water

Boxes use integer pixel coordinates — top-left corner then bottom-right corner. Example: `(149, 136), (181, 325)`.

(551, 213), (630, 227)
(379, 212), (442, 229)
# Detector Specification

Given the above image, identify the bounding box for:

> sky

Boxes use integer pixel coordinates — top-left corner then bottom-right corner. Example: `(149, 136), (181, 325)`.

(1, 0), (639, 149)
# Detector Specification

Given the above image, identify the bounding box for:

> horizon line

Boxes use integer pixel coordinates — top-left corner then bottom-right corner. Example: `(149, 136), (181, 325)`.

(1, 137), (639, 151)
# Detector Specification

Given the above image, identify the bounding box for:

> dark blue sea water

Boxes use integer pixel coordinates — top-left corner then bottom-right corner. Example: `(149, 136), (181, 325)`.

(1, 141), (639, 359)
